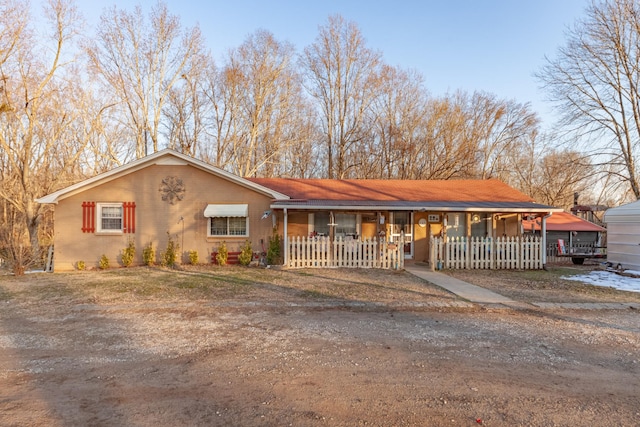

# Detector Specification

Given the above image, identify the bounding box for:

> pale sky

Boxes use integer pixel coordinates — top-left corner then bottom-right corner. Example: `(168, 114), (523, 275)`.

(73, 0), (589, 128)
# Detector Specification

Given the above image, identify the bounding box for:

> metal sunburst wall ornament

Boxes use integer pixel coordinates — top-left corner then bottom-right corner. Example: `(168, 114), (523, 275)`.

(159, 176), (185, 205)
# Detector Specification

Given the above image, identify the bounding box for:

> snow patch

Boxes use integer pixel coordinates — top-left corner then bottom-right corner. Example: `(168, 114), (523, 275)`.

(563, 271), (640, 293)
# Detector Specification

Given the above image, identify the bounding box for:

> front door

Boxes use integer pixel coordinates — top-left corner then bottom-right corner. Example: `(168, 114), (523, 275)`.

(390, 211), (413, 259)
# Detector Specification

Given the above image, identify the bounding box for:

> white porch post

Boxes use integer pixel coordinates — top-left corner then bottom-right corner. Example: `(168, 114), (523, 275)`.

(541, 212), (552, 268)
(284, 208), (289, 266)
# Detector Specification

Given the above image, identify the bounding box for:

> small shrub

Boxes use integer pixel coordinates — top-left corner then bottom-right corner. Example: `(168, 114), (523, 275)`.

(189, 250), (199, 265)
(160, 232), (180, 267)
(267, 228), (282, 265)
(99, 254), (109, 270)
(216, 241), (228, 266)
(121, 237), (135, 267)
(1, 241), (33, 276)
(142, 242), (155, 266)
(76, 260), (86, 271)
(238, 240), (252, 266)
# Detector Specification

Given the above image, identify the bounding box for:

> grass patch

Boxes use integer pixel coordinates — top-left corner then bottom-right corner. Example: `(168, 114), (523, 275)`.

(0, 273), (89, 306)
(298, 289), (331, 299)
(2, 265), (459, 307)
(518, 267), (585, 281)
(294, 271), (315, 277)
(83, 268), (254, 300)
(445, 265), (640, 303)
(0, 287), (13, 301)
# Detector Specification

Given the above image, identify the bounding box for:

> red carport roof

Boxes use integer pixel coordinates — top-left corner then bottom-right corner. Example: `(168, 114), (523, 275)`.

(523, 211), (605, 232)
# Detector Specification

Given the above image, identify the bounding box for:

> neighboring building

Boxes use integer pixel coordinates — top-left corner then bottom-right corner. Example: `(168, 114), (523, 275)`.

(604, 200), (640, 270)
(571, 204), (608, 227)
(570, 191), (607, 227)
(37, 149), (560, 271)
(523, 211), (606, 248)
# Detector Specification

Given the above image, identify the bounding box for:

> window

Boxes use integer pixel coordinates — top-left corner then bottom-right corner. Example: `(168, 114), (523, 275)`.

(204, 204), (249, 237)
(335, 213), (357, 237)
(391, 211), (411, 236)
(445, 213), (465, 238)
(97, 203), (123, 233)
(311, 212), (358, 238)
(471, 213), (489, 237)
(313, 212), (330, 236)
(209, 217), (248, 236)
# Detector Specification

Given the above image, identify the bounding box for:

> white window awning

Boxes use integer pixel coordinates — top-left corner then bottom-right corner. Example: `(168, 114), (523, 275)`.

(204, 204), (248, 218)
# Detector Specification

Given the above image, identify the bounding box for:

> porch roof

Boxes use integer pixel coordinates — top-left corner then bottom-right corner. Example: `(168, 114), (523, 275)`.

(248, 177), (560, 213)
(248, 178), (534, 202)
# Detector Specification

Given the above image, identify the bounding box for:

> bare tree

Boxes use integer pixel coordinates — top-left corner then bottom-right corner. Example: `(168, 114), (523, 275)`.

(538, 0), (640, 199)
(505, 132), (595, 210)
(0, 0), (98, 264)
(86, 1), (205, 158)
(278, 103), (322, 178)
(0, 0), (26, 89)
(198, 64), (238, 168)
(226, 30), (299, 176)
(419, 93), (478, 179)
(163, 51), (212, 157)
(301, 15), (382, 178)
(464, 92), (539, 180)
(364, 65), (429, 179)
(203, 30), (314, 177)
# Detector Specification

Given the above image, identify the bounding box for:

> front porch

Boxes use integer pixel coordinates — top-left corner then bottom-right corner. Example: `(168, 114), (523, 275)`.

(285, 234), (545, 270)
(279, 209), (552, 270)
(258, 177), (561, 271)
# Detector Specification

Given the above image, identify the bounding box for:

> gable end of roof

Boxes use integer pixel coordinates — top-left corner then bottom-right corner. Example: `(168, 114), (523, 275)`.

(36, 149), (289, 204)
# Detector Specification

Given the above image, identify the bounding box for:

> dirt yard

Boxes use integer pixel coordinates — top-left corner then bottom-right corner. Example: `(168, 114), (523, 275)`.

(1, 265), (639, 426)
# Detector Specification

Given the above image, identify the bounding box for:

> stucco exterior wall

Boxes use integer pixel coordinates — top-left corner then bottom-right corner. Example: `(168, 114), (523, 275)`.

(413, 212), (429, 262)
(52, 164), (275, 271)
(283, 212), (309, 237)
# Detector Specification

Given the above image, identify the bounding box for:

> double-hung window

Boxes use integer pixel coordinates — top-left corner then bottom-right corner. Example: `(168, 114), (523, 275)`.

(210, 217), (247, 236)
(205, 204), (249, 237)
(97, 203), (123, 233)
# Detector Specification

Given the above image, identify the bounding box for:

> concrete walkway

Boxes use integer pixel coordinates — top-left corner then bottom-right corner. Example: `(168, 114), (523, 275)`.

(404, 265), (516, 304)
(404, 264), (640, 310)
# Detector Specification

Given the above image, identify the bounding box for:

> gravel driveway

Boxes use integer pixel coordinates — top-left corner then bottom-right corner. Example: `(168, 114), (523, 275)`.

(1, 266), (639, 426)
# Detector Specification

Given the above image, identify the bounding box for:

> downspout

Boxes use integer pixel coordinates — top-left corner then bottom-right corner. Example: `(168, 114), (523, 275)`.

(283, 208), (288, 267)
(541, 212), (552, 270)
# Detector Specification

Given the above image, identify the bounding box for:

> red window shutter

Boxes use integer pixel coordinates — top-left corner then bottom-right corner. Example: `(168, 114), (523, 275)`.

(123, 202), (136, 233)
(81, 202), (95, 233)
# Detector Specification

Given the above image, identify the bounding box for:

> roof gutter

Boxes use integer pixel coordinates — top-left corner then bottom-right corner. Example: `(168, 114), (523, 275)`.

(269, 203), (562, 214)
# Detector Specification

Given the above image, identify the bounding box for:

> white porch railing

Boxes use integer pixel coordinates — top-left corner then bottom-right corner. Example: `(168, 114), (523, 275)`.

(287, 236), (404, 269)
(431, 236), (543, 270)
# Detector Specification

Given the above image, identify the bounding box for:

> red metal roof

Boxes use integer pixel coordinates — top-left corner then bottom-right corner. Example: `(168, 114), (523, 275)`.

(522, 211), (605, 232)
(247, 178), (535, 203)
